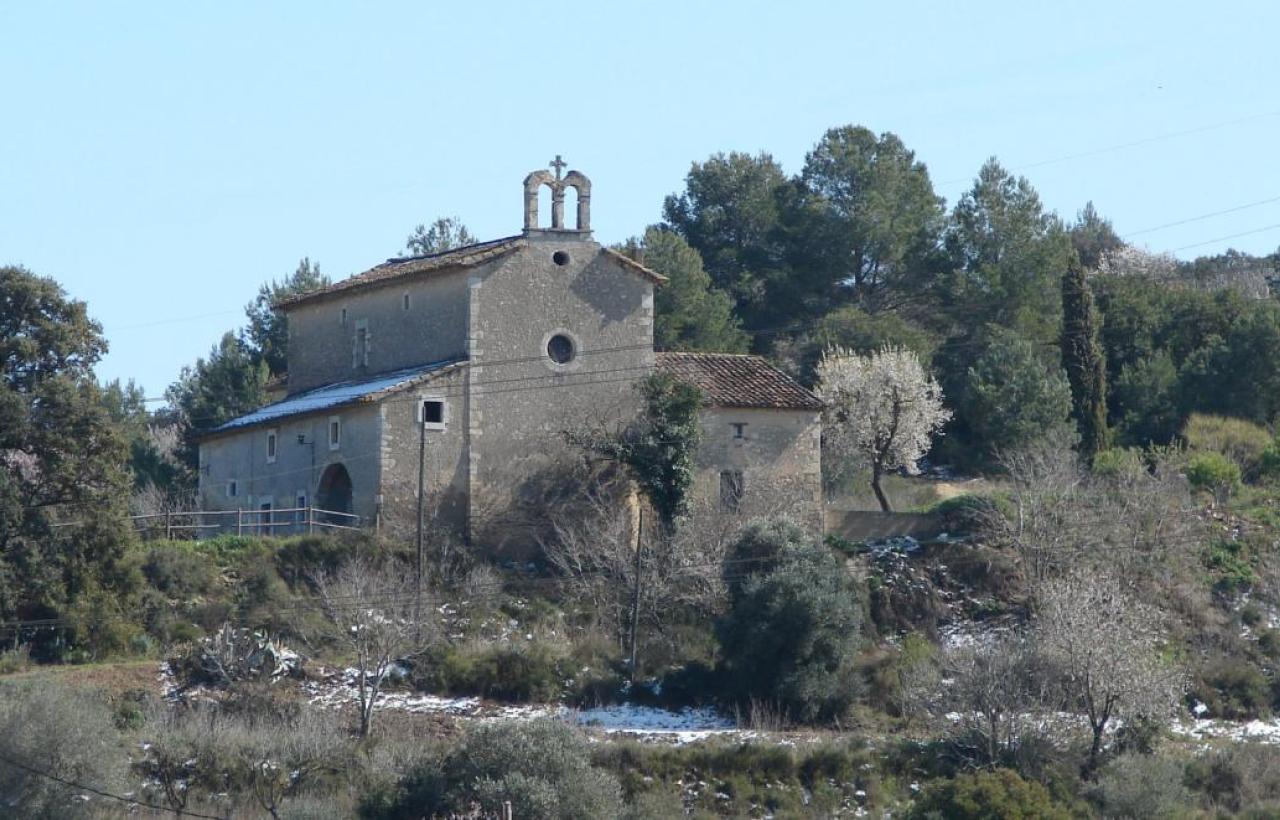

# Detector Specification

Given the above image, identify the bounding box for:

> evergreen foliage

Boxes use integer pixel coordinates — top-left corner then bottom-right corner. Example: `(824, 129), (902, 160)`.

(621, 227), (747, 353)
(243, 257), (330, 377)
(717, 520), (863, 724)
(402, 215), (475, 257)
(954, 327), (1074, 459)
(0, 265), (133, 638)
(1060, 254), (1109, 459)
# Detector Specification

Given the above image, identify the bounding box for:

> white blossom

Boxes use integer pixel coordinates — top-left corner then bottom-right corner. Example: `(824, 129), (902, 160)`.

(815, 346), (950, 511)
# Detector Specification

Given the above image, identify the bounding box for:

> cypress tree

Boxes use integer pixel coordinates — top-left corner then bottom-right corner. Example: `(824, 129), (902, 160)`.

(1061, 253), (1109, 458)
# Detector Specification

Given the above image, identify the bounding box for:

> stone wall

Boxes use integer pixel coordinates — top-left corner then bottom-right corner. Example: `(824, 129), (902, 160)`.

(376, 366), (470, 541)
(465, 235), (656, 553)
(197, 402), (383, 532)
(689, 406), (824, 535)
(284, 267), (478, 394)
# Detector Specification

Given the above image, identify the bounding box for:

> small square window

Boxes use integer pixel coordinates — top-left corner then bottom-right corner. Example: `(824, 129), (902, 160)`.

(419, 399), (446, 428)
(266, 430), (278, 463)
(732, 423), (748, 440)
(328, 416), (341, 450)
(719, 470), (745, 512)
(227, 480), (238, 498)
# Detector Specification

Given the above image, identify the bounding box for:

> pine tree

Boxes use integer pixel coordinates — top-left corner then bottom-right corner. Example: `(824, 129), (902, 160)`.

(1061, 254), (1109, 458)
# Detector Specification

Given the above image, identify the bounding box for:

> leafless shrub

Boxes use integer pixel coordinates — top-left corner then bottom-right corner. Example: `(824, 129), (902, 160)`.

(140, 702), (351, 820)
(942, 634), (1058, 768)
(308, 556), (436, 737)
(996, 434), (1090, 586)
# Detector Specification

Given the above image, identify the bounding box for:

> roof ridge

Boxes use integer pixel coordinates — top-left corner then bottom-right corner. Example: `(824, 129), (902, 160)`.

(381, 235), (525, 266)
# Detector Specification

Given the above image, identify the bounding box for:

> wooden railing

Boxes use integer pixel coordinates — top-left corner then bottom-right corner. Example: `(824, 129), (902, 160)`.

(130, 506), (362, 540)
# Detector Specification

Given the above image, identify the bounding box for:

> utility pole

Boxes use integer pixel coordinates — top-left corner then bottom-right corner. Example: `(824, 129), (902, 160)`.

(415, 409), (427, 625)
(628, 504), (643, 683)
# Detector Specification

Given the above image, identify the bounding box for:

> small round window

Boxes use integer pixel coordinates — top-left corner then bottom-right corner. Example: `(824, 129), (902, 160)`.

(547, 334), (575, 365)
(552, 250), (570, 266)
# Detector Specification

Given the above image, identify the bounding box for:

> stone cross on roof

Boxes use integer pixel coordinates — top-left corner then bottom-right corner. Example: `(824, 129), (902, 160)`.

(549, 154), (567, 180)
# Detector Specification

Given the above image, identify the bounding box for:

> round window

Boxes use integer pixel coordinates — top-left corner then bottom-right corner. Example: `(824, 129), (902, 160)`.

(552, 250), (570, 266)
(547, 333), (575, 365)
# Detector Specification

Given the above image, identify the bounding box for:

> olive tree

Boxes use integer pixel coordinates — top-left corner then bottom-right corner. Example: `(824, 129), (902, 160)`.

(815, 345), (950, 511)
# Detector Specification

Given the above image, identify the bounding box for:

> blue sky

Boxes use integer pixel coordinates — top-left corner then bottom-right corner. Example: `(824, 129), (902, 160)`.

(3, 2), (1278, 397)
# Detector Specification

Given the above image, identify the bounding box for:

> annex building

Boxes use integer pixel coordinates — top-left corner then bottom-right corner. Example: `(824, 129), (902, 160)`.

(198, 161), (823, 547)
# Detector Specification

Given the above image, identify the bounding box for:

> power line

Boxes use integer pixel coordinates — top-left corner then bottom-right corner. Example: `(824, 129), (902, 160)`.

(0, 750), (225, 819)
(1172, 222), (1280, 252)
(1123, 194), (1280, 239)
(936, 109), (1280, 188)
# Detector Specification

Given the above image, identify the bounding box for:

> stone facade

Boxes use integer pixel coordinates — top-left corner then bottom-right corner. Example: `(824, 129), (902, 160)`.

(198, 163), (824, 544)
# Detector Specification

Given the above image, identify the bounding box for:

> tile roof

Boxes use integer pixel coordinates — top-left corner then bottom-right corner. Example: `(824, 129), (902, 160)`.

(278, 237), (526, 308)
(279, 236), (669, 309)
(204, 358), (466, 437)
(655, 352), (823, 411)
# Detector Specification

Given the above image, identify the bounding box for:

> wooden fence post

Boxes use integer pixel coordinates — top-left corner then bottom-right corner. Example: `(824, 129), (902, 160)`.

(236, 509), (242, 537)
(307, 506), (314, 535)
(164, 511), (172, 540)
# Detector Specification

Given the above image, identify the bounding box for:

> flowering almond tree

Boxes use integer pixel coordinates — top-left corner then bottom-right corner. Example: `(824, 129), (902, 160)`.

(816, 346), (950, 512)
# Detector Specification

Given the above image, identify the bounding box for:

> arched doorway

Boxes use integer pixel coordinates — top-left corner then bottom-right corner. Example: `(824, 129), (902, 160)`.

(316, 463), (354, 525)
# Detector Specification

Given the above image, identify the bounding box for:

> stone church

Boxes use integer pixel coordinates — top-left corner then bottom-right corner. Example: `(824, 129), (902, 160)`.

(197, 162), (823, 545)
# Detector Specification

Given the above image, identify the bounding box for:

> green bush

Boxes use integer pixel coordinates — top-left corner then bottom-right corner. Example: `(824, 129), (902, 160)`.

(1258, 438), (1280, 480)
(0, 679), (127, 818)
(1092, 753), (1191, 819)
(717, 521), (864, 724)
(365, 720), (623, 820)
(1196, 655), (1272, 720)
(1184, 413), (1273, 477)
(1091, 447), (1146, 480)
(906, 768), (1072, 820)
(142, 544), (218, 596)
(1186, 742), (1280, 813)
(927, 494), (1007, 535)
(413, 642), (566, 703)
(1203, 540), (1256, 592)
(1187, 451), (1242, 498)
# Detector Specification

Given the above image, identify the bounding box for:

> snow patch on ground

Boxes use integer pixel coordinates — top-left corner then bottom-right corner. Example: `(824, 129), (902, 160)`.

(301, 666), (740, 743)
(1174, 718), (1280, 744)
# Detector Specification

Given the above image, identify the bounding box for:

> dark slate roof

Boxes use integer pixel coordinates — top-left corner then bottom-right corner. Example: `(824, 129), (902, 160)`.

(656, 352), (823, 411)
(204, 358), (466, 437)
(278, 237), (526, 308)
(279, 236), (668, 309)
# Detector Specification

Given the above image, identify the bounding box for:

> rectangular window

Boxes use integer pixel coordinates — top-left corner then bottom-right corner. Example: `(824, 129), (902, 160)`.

(419, 398), (446, 429)
(227, 479), (238, 498)
(732, 423), (748, 440)
(295, 491), (307, 524)
(403, 292), (410, 310)
(328, 416), (341, 450)
(353, 319), (370, 368)
(719, 470), (745, 512)
(266, 430), (278, 464)
(340, 307), (347, 325)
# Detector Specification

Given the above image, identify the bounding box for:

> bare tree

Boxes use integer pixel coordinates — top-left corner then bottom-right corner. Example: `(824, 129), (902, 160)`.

(310, 557), (435, 737)
(815, 346), (950, 512)
(540, 472), (742, 658)
(944, 634), (1048, 768)
(1033, 573), (1186, 773)
(994, 432), (1093, 587)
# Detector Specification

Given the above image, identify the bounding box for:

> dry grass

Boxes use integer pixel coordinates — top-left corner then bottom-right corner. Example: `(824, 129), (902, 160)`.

(0, 659), (160, 696)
